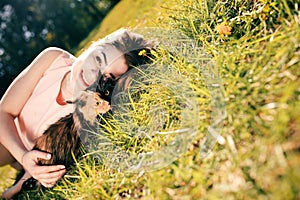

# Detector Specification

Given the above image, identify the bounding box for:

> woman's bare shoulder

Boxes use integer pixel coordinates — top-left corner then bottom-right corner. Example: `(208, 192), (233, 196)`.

(37, 47), (75, 63)
(0, 47), (71, 116)
(37, 47), (69, 58)
(28, 47), (74, 72)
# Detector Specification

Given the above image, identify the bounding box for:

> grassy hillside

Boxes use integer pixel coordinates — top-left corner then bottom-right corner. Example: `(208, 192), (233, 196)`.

(75, 0), (176, 54)
(1, 0), (299, 199)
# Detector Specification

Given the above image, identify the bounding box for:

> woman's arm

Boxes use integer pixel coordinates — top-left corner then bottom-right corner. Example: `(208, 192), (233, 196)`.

(0, 47), (68, 187)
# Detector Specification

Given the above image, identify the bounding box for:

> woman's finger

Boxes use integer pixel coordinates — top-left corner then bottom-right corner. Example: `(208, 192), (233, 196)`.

(38, 169), (66, 188)
(33, 164), (65, 174)
(30, 165), (65, 182)
(40, 181), (56, 188)
(37, 168), (66, 180)
(30, 150), (52, 161)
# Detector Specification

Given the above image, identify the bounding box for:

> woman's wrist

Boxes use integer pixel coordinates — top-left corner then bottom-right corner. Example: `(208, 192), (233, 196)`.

(20, 151), (28, 166)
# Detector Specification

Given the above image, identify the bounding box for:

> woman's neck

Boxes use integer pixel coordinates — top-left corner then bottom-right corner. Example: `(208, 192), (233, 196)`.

(59, 71), (74, 104)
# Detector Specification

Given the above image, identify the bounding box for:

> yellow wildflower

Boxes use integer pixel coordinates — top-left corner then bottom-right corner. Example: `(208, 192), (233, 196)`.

(150, 49), (158, 58)
(138, 49), (147, 56)
(215, 23), (232, 35)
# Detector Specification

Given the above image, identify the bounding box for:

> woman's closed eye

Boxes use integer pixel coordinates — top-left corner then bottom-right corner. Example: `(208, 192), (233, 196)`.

(95, 56), (102, 66)
(95, 52), (107, 66)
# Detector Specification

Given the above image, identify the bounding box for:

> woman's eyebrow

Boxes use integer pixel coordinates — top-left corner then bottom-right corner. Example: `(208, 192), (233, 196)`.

(102, 52), (107, 65)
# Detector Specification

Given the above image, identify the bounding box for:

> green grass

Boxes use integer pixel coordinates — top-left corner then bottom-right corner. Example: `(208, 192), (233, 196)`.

(74, 0), (174, 55)
(1, 0), (299, 199)
(0, 166), (17, 195)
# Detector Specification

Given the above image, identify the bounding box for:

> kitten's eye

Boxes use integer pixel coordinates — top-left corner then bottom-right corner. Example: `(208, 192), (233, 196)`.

(96, 101), (102, 106)
(105, 90), (110, 96)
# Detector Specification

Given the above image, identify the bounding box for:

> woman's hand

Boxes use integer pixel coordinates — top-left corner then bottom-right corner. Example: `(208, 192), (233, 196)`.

(21, 150), (66, 188)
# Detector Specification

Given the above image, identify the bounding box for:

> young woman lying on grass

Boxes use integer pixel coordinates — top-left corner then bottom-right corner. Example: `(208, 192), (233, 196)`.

(0, 28), (154, 199)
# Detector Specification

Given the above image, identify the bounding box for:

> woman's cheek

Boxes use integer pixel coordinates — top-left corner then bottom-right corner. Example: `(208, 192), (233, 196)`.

(71, 60), (83, 78)
(83, 68), (99, 86)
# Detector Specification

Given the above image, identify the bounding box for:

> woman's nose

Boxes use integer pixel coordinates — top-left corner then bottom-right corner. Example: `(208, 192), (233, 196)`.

(101, 67), (112, 80)
(102, 73), (111, 81)
(101, 67), (107, 75)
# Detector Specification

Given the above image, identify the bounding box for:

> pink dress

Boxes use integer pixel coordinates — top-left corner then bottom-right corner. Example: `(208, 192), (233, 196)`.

(16, 52), (75, 150)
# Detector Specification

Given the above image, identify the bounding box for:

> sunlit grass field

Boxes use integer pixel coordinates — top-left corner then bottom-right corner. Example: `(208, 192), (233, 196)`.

(1, 0), (299, 199)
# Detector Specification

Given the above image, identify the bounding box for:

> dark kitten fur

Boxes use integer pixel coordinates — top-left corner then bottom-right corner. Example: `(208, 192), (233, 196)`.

(21, 113), (81, 190)
(34, 113), (81, 168)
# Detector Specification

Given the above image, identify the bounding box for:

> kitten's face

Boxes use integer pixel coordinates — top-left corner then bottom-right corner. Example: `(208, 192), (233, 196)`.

(75, 90), (111, 125)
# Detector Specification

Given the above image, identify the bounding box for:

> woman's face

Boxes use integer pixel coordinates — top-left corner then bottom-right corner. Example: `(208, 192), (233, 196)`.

(71, 44), (128, 92)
